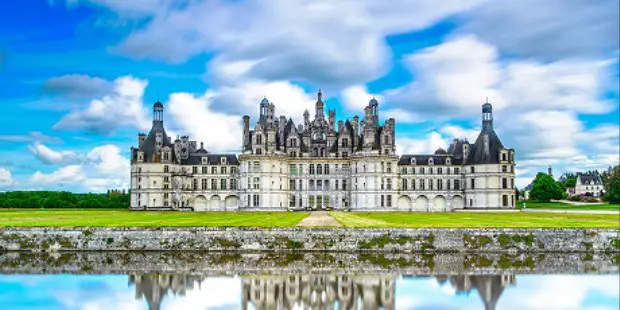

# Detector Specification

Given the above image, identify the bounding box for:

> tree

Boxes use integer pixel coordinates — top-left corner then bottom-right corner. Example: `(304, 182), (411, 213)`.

(530, 172), (564, 202)
(604, 165), (620, 204)
(564, 177), (577, 188)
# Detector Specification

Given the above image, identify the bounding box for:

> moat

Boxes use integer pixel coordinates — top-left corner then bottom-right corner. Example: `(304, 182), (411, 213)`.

(0, 252), (617, 309)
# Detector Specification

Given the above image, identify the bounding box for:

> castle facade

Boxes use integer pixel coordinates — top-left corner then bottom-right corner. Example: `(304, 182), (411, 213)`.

(130, 91), (516, 211)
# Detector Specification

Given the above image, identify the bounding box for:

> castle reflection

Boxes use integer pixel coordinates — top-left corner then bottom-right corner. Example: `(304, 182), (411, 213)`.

(129, 273), (515, 310)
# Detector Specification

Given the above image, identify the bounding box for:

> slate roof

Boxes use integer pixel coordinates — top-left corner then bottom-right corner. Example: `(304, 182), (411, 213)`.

(464, 127), (505, 165)
(185, 154), (239, 165)
(397, 155), (463, 166)
(577, 172), (602, 185)
(139, 121), (171, 163)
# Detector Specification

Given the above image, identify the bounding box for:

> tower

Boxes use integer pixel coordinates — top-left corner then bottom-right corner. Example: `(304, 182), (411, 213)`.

(259, 97), (269, 124)
(482, 98), (493, 131)
(369, 97), (379, 126)
(153, 101), (164, 123)
(315, 89), (325, 119)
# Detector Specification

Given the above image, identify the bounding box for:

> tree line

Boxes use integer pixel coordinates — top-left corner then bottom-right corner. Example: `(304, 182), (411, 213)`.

(528, 165), (619, 203)
(0, 190), (129, 209)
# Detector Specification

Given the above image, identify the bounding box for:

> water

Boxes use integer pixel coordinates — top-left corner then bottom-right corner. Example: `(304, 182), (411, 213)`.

(0, 252), (617, 310)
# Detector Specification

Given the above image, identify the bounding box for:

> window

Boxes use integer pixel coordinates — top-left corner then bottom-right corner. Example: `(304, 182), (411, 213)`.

(211, 179), (217, 190)
(192, 166), (198, 174)
(387, 163), (392, 173)
(511, 178), (514, 189)
(253, 177), (260, 190)
(381, 179), (385, 190)
(502, 153), (507, 161)
(256, 135), (263, 145)
(437, 179), (443, 190)
(325, 180), (330, 190)
(202, 167), (208, 174)
(470, 178), (475, 189)
(429, 179), (433, 190)
(289, 164), (296, 175)
(342, 179), (347, 190)
(202, 179), (207, 190)
(412, 179), (416, 190)
(317, 164), (323, 175)
(438, 167), (442, 175)
(317, 180), (322, 191)
(471, 167), (475, 173)
(447, 179), (451, 190)
(309, 195), (315, 208)
(221, 167), (227, 174)
(299, 179), (303, 190)
(403, 179), (408, 190)
(342, 138), (348, 147)
(454, 180), (460, 190)
(324, 164), (329, 175)
(455, 168), (460, 174)
(309, 164), (315, 175)
(290, 179), (296, 190)
(164, 176), (169, 183)
(381, 195), (385, 207)
(502, 165), (507, 173)
(253, 161), (260, 172)
(193, 179), (198, 190)
(502, 178), (507, 189)
(342, 152), (348, 158)
(163, 152), (169, 161)
(255, 148), (262, 155)
(386, 195), (392, 207)
(420, 167), (425, 175)
(253, 194), (260, 207)
(290, 195), (296, 207)
(211, 167), (217, 174)
(310, 180), (315, 190)
(221, 179), (227, 190)
(231, 167), (238, 174)
(420, 179), (425, 190)
(230, 179), (237, 190)
(164, 165), (169, 173)
(387, 178), (392, 190)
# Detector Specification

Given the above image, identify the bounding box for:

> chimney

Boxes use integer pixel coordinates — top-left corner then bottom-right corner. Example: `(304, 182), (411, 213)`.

(138, 133), (146, 148)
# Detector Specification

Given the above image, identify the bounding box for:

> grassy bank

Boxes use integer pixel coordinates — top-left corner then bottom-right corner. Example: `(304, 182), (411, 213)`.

(517, 200), (619, 211)
(0, 209), (309, 227)
(329, 212), (619, 228)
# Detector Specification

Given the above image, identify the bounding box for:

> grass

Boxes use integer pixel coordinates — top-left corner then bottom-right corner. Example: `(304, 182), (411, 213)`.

(0, 209), (309, 227)
(517, 200), (619, 211)
(329, 212), (620, 228)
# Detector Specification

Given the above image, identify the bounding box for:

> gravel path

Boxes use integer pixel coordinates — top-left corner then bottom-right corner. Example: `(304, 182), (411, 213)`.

(296, 211), (342, 227)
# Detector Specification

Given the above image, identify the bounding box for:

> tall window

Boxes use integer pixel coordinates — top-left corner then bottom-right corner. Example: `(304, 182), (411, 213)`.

(211, 167), (217, 174)
(429, 179), (433, 190)
(202, 167), (208, 174)
(202, 179), (207, 190)
(342, 138), (348, 147)
(317, 164), (323, 175)
(309, 164), (315, 175)
(193, 179), (198, 190)
(290, 179), (296, 190)
(470, 178), (475, 189)
(253, 194), (260, 207)
(386, 195), (392, 207)
(403, 179), (408, 190)
(317, 180), (322, 190)
(502, 178), (507, 189)
(380, 195), (385, 207)
(289, 164), (296, 175)
(324, 164), (330, 175)
(221, 179), (227, 190)
(471, 166), (475, 173)
(253, 177), (260, 190)
(455, 167), (460, 174)
(412, 179), (416, 190)
(387, 163), (392, 173)
(454, 180), (460, 190)
(437, 179), (443, 191)
(502, 165), (507, 173)
(164, 165), (169, 173)
(211, 179), (217, 190)
(221, 167), (227, 174)
(192, 166), (198, 174)
(290, 195), (296, 207)
(256, 135), (263, 145)
(342, 179), (347, 190)
(420, 179), (425, 190)
(230, 179), (237, 190)
(309, 180), (315, 190)
(438, 167), (442, 175)
(387, 178), (392, 190)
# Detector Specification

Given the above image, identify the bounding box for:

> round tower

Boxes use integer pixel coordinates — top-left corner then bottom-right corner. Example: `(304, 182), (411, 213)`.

(482, 98), (493, 130)
(153, 101), (164, 122)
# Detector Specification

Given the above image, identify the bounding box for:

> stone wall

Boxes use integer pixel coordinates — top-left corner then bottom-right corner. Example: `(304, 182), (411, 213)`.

(0, 252), (617, 275)
(0, 227), (618, 253)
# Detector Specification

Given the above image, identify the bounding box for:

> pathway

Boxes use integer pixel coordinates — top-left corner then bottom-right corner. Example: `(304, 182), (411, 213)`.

(521, 209), (619, 215)
(296, 211), (342, 227)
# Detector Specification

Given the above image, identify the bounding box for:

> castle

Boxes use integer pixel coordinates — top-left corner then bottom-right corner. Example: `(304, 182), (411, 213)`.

(130, 90), (516, 211)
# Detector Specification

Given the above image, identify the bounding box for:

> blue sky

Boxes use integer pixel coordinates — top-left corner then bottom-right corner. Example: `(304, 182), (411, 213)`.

(0, 274), (617, 309)
(0, 0), (618, 192)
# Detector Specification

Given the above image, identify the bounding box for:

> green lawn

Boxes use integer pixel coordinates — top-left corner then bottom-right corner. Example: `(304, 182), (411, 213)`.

(0, 209), (309, 227)
(329, 212), (620, 228)
(517, 200), (619, 211)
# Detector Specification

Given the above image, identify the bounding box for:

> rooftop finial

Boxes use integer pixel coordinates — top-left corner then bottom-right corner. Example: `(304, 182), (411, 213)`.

(486, 96), (489, 103)
(317, 89), (323, 101)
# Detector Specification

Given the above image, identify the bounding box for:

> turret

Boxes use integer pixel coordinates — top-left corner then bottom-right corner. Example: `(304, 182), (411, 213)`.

(242, 115), (250, 151)
(482, 99), (493, 131)
(259, 97), (269, 124)
(315, 89), (325, 119)
(328, 109), (335, 132)
(369, 97), (379, 126)
(153, 101), (164, 123)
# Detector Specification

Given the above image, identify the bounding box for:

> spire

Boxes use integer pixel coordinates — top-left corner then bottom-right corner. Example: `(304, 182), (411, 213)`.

(317, 89), (323, 102)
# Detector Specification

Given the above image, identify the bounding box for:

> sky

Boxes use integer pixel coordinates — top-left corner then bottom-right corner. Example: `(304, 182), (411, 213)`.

(0, 274), (618, 310)
(0, 0), (618, 193)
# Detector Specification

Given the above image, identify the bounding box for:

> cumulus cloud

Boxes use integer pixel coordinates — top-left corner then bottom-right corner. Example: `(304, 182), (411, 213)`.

(70, 0), (483, 86)
(461, 0), (620, 59)
(54, 75), (151, 135)
(43, 74), (113, 98)
(31, 165), (84, 185)
(28, 144), (130, 192)
(0, 168), (15, 188)
(28, 143), (82, 165)
(383, 35), (615, 119)
(340, 85), (380, 112)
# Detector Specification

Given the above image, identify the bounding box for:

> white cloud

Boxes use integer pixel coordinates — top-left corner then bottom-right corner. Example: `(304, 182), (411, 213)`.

(461, 0), (620, 59)
(72, 0), (483, 87)
(43, 74), (113, 98)
(384, 35), (614, 119)
(0, 132), (61, 143)
(396, 132), (447, 155)
(28, 143), (82, 165)
(54, 75), (151, 135)
(340, 85), (379, 112)
(31, 165), (84, 185)
(0, 168), (15, 188)
(28, 144), (130, 192)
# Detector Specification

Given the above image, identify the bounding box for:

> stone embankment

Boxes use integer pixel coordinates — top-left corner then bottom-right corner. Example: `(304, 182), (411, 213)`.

(0, 252), (617, 275)
(0, 227), (618, 253)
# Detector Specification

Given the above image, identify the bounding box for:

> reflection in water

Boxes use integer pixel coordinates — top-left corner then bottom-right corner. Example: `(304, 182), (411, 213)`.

(129, 273), (515, 310)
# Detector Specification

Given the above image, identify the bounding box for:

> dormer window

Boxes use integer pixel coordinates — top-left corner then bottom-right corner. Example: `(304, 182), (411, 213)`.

(446, 158), (451, 165)
(202, 157), (208, 164)
(221, 157), (227, 165)
(410, 158), (416, 165)
(428, 157), (434, 165)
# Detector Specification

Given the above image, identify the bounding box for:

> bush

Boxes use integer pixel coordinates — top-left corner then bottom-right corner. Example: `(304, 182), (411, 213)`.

(530, 173), (564, 202)
(567, 195), (582, 202)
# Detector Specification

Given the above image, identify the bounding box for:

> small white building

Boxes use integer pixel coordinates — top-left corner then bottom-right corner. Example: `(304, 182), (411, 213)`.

(574, 172), (604, 197)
